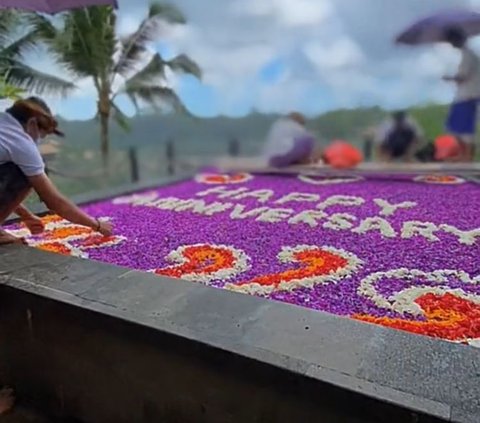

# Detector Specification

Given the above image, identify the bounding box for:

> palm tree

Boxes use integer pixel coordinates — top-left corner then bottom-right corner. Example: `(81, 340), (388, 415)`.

(0, 10), (75, 98)
(31, 3), (202, 164)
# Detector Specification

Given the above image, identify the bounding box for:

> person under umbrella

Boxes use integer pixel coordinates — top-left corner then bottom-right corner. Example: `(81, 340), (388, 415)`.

(442, 27), (480, 161)
(396, 10), (480, 162)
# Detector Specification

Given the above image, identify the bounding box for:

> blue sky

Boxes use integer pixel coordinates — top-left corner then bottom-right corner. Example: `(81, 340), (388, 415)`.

(27, 0), (480, 120)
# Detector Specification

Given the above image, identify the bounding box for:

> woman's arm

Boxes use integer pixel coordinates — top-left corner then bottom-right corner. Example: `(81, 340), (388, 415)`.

(28, 173), (112, 235)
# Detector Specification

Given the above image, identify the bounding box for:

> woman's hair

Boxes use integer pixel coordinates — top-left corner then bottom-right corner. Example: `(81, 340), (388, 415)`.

(392, 110), (407, 125)
(6, 97), (63, 136)
(6, 96), (52, 126)
(288, 112), (306, 126)
(444, 27), (466, 46)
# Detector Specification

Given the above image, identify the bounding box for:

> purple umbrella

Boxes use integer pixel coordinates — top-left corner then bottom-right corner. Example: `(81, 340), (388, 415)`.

(0, 0), (117, 14)
(396, 9), (480, 45)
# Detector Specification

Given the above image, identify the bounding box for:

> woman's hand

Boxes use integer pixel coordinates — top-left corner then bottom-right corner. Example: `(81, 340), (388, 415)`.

(96, 220), (113, 236)
(23, 215), (45, 235)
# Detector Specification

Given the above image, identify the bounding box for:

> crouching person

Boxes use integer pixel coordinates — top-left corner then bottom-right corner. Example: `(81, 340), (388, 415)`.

(0, 97), (112, 245)
(262, 112), (318, 167)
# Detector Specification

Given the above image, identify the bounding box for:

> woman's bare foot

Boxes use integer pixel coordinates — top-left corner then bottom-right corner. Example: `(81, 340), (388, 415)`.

(0, 387), (14, 415)
(0, 229), (26, 246)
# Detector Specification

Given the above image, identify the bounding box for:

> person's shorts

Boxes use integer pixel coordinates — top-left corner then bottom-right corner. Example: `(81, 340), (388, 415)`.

(0, 162), (30, 215)
(446, 99), (479, 139)
(268, 136), (315, 168)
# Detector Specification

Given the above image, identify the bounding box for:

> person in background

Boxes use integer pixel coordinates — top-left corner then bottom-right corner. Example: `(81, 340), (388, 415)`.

(375, 110), (423, 162)
(0, 97), (113, 245)
(322, 140), (363, 169)
(262, 112), (317, 167)
(443, 27), (480, 161)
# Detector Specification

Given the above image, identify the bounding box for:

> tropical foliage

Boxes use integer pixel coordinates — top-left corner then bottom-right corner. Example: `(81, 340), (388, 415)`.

(0, 10), (74, 98)
(30, 3), (202, 163)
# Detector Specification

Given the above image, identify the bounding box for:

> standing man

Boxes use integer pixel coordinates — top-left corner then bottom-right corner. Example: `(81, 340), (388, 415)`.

(0, 97), (112, 245)
(443, 27), (480, 161)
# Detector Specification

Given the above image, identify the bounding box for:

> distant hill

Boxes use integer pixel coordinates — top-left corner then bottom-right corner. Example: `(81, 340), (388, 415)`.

(56, 103), (449, 155)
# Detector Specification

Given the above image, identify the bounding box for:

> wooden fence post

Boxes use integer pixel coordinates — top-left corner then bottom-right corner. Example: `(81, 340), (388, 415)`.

(166, 139), (175, 175)
(228, 138), (240, 157)
(129, 147), (139, 183)
(363, 137), (373, 162)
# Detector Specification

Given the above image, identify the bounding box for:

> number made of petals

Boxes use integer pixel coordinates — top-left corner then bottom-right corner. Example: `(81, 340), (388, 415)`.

(152, 244), (250, 284)
(356, 268), (480, 342)
(9, 215), (126, 258)
(355, 293), (480, 342)
(226, 245), (362, 296)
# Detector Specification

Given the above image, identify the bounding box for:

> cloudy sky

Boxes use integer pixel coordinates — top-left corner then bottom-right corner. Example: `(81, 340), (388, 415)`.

(28, 0), (480, 119)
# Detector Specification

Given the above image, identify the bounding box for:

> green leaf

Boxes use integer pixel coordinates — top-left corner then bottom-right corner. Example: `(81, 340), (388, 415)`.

(0, 10), (19, 45)
(111, 100), (130, 131)
(5, 60), (75, 97)
(125, 85), (187, 114)
(25, 13), (58, 42)
(31, 7), (116, 80)
(167, 54), (202, 80)
(148, 2), (186, 24)
(0, 31), (39, 62)
(114, 2), (186, 77)
(0, 75), (24, 100)
(121, 53), (166, 91)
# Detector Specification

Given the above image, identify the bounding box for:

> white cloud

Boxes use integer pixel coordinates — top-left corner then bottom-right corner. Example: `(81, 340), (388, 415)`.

(233, 0), (334, 27)
(304, 37), (366, 70)
(23, 0), (480, 118)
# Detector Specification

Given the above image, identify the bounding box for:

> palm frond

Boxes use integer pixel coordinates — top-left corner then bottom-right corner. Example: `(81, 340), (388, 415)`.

(5, 61), (75, 97)
(111, 100), (130, 131)
(0, 10), (18, 45)
(0, 76), (24, 100)
(25, 13), (58, 41)
(0, 31), (39, 62)
(114, 2), (186, 78)
(148, 3), (186, 24)
(59, 7), (116, 79)
(167, 54), (201, 80)
(124, 84), (186, 114)
(30, 8), (116, 80)
(120, 53), (166, 92)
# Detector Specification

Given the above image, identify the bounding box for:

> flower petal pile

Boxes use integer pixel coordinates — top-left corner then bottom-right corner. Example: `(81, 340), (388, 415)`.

(8, 172), (480, 346)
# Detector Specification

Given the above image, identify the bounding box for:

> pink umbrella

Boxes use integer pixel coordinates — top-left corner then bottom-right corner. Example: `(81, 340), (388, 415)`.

(0, 0), (117, 14)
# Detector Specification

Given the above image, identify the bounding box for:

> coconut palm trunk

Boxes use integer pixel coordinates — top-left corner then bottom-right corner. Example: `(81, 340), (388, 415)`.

(98, 91), (111, 165)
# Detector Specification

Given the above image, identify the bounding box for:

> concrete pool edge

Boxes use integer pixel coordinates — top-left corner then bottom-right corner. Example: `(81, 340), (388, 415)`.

(0, 245), (479, 422)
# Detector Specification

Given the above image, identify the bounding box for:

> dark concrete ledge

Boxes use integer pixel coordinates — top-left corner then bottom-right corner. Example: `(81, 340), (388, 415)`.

(0, 245), (478, 423)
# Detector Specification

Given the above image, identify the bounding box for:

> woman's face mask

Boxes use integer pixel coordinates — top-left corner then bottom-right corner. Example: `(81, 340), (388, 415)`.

(25, 118), (42, 143)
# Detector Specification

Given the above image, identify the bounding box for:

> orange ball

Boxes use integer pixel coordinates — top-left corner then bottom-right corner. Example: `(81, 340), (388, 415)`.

(434, 134), (461, 161)
(323, 141), (363, 169)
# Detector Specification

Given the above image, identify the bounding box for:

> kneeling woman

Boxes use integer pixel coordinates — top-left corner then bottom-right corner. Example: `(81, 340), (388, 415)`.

(0, 98), (112, 245)
(262, 112), (317, 167)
